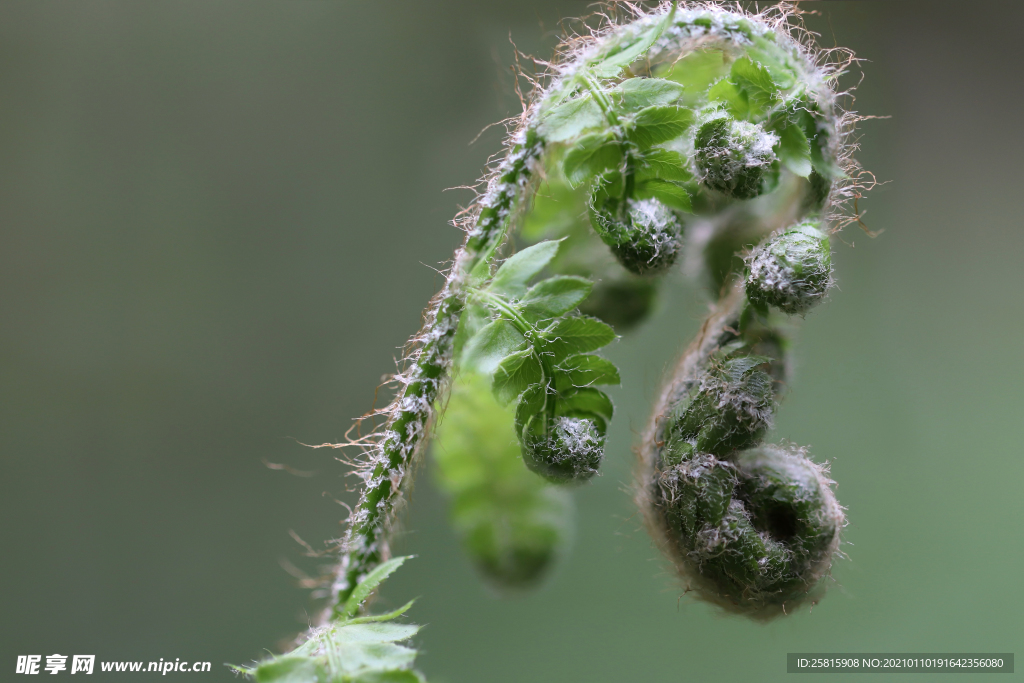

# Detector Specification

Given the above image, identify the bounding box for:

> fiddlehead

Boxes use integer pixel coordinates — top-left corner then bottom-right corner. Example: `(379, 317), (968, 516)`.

(618, 3), (867, 617)
(248, 10), (871, 678)
(244, 4), (872, 680)
(638, 283), (845, 618)
(496, 2), (864, 615)
(327, 1), (865, 612)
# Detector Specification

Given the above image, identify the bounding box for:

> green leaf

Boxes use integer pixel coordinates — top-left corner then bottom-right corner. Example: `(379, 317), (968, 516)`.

(452, 301), (490, 365)
(563, 132), (623, 187)
(730, 56), (779, 115)
(537, 94), (604, 142)
(462, 319), (527, 375)
(636, 148), (692, 183)
(776, 122), (812, 178)
(519, 275), (593, 321)
(431, 373), (572, 587)
(794, 104), (842, 179)
(255, 657), (326, 683)
(333, 623), (421, 644)
(590, 170), (624, 204)
(433, 373), (524, 487)
(543, 316), (616, 361)
(286, 636), (322, 659)
(341, 556), (411, 619)
(492, 349), (543, 406)
(346, 600), (417, 625)
(707, 79), (749, 120)
(627, 106), (693, 149)
(327, 639), (416, 676)
(242, 558), (425, 683)
(321, 623), (422, 677)
(557, 386), (614, 426)
(746, 37), (797, 90)
(591, 6), (676, 77)
(554, 354), (620, 391)
(514, 384), (546, 435)
(613, 78), (685, 111)
(634, 179), (692, 213)
(489, 240), (562, 297)
(656, 49), (730, 96)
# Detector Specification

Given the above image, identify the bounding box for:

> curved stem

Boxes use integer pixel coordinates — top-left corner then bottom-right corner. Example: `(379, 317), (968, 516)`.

(579, 73), (619, 127)
(328, 129), (545, 616)
(578, 72), (636, 210)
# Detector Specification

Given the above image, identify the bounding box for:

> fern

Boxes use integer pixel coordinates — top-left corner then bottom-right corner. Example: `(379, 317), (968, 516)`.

(244, 1), (874, 678)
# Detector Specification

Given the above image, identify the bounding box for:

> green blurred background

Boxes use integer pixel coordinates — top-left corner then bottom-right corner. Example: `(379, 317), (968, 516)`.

(2, 1), (1021, 681)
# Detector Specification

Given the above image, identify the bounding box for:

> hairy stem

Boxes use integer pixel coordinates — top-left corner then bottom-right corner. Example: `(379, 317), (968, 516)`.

(329, 129), (544, 615)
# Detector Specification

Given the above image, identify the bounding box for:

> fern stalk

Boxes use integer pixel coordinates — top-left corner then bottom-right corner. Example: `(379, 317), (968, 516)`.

(329, 130), (545, 613)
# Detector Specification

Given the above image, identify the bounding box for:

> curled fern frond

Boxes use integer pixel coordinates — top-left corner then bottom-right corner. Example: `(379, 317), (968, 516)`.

(746, 221), (833, 314)
(638, 286), (845, 617)
(462, 239), (619, 484)
(284, 3), (871, 652)
(694, 108), (779, 200)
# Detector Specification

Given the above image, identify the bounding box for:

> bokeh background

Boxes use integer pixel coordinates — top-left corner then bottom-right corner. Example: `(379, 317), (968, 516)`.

(2, 1), (1022, 681)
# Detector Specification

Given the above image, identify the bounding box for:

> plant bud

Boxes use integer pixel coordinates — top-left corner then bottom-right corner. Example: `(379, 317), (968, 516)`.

(695, 111), (778, 200)
(522, 416), (604, 484)
(589, 194), (682, 276)
(746, 222), (832, 314)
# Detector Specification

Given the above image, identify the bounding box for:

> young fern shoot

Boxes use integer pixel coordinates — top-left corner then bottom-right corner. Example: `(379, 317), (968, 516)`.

(244, 2), (871, 679)
(463, 240), (618, 484)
